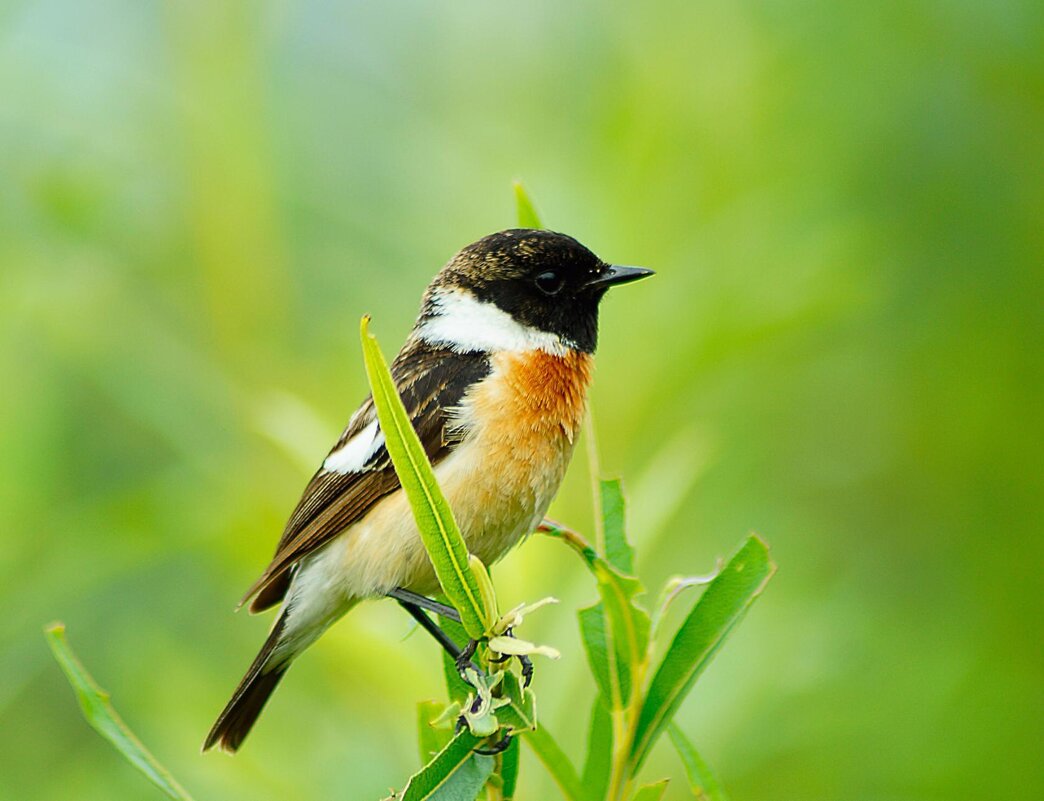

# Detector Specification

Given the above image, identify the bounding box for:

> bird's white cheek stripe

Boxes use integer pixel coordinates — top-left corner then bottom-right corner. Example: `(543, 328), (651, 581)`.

(418, 289), (569, 355)
(323, 420), (384, 474)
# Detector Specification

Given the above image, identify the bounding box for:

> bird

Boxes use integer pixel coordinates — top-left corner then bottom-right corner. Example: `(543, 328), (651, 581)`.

(203, 228), (653, 752)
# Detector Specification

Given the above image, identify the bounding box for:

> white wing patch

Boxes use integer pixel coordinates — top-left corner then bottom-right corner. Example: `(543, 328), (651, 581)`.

(419, 289), (569, 355)
(322, 419), (385, 474)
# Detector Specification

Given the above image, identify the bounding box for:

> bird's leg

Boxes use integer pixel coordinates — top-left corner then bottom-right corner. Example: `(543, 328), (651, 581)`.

(391, 589), (529, 686)
(395, 599), (467, 660)
(387, 587), (462, 622)
(389, 588), (484, 680)
(454, 637), (478, 676)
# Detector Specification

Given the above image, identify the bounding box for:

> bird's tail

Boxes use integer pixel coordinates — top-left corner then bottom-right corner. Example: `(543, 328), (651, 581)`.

(203, 612), (290, 753)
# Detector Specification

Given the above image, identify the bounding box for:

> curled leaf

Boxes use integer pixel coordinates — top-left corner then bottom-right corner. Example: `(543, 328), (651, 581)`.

(468, 554), (499, 631)
(492, 597), (559, 636)
(460, 669), (508, 738)
(488, 636), (561, 660)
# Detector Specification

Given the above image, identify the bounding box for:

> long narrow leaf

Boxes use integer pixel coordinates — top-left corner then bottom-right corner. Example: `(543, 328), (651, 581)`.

(592, 560), (650, 704)
(500, 736), (521, 800)
(361, 316), (489, 638)
(395, 729), (492, 801)
(552, 525), (650, 709)
(632, 780), (670, 801)
(630, 536), (775, 771)
(44, 623), (195, 801)
(580, 695), (613, 801)
(522, 725), (585, 801)
(668, 724), (730, 801)
(417, 700), (453, 764)
(577, 603), (615, 707)
(600, 479), (633, 575)
(513, 181), (543, 228)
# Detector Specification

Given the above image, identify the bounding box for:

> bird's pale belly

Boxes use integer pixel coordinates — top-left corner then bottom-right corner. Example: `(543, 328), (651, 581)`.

(334, 348), (592, 599)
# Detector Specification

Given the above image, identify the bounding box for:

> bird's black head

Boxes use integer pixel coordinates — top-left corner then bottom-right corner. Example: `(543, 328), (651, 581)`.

(423, 229), (653, 354)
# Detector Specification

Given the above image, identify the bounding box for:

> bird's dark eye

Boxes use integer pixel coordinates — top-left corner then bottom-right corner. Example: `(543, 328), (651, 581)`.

(534, 271), (564, 295)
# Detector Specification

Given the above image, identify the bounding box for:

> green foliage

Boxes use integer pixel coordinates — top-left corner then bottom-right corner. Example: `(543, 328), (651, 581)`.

(668, 724), (730, 801)
(631, 781), (669, 801)
(417, 701), (453, 764)
(499, 737), (521, 800)
(390, 731), (493, 801)
(513, 181), (543, 229)
(541, 509), (773, 799)
(600, 480), (634, 575)
(521, 726), (585, 801)
(360, 315), (492, 639)
(581, 699), (613, 801)
(43, 624), (195, 801)
(631, 537), (774, 772)
(363, 310), (555, 796)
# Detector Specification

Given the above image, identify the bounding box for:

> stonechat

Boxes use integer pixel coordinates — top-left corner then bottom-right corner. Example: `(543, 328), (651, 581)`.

(204, 229), (652, 752)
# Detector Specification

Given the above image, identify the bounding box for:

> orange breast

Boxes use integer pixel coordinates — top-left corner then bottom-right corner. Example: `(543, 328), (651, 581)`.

(486, 349), (593, 442)
(436, 348), (594, 569)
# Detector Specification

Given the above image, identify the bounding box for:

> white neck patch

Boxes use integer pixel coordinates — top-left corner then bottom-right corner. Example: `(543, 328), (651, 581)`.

(417, 289), (570, 355)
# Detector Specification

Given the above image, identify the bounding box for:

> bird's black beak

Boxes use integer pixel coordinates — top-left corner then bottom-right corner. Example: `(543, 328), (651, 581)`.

(586, 264), (655, 289)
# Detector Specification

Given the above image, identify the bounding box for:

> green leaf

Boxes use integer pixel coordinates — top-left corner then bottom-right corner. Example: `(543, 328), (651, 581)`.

(500, 735), (521, 800)
(360, 316), (490, 638)
(513, 181), (543, 228)
(522, 725), (585, 801)
(577, 603), (615, 707)
(580, 695), (612, 801)
(417, 700), (453, 764)
(593, 561), (650, 705)
(632, 779), (670, 801)
(630, 536), (776, 771)
(43, 623), (195, 801)
(497, 670), (538, 734)
(668, 724), (731, 801)
(459, 669), (508, 738)
(600, 479), (633, 575)
(398, 729), (493, 801)
(558, 527), (650, 710)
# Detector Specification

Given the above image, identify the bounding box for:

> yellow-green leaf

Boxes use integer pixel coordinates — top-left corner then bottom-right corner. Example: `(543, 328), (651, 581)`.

(580, 695), (612, 801)
(630, 536), (775, 771)
(397, 729), (493, 801)
(600, 478), (634, 575)
(44, 623), (195, 801)
(668, 723), (731, 801)
(417, 700), (454, 764)
(360, 316), (489, 638)
(514, 180), (544, 229)
(632, 779), (670, 801)
(523, 725), (585, 801)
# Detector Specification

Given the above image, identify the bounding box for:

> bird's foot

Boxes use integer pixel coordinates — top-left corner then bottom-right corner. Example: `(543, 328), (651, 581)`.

(474, 731), (513, 756)
(488, 628), (535, 688)
(455, 638), (479, 677)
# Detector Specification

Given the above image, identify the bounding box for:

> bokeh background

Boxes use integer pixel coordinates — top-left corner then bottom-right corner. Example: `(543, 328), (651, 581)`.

(1, 1), (1041, 799)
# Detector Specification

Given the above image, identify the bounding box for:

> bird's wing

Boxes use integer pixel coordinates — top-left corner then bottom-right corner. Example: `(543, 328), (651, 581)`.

(242, 340), (491, 612)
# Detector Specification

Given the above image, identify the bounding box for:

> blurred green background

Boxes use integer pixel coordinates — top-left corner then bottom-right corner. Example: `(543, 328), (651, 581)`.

(1, 1), (1040, 799)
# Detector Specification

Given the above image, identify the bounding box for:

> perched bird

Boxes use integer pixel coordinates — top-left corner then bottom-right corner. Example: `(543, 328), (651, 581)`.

(204, 229), (652, 752)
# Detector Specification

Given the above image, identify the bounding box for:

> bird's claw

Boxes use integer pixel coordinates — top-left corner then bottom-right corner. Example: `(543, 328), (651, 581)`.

(455, 638), (479, 677)
(519, 653), (534, 688)
(495, 627), (536, 688)
(474, 731), (513, 756)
